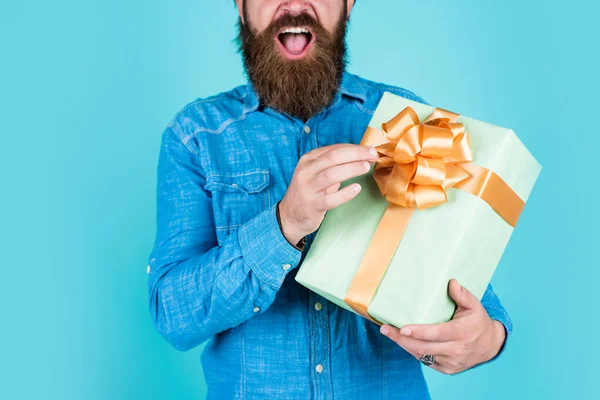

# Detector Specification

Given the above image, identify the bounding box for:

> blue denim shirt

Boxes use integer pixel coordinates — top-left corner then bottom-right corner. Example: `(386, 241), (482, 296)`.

(147, 72), (512, 399)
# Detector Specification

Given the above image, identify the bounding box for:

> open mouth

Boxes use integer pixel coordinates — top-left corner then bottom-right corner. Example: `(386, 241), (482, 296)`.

(276, 26), (315, 59)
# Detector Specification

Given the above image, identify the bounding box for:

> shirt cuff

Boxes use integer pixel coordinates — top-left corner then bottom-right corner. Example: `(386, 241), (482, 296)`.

(238, 203), (303, 289)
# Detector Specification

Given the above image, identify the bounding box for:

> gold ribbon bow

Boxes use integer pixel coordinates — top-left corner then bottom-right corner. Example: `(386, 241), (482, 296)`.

(344, 106), (525, 323)
(365, 107), (473, 210)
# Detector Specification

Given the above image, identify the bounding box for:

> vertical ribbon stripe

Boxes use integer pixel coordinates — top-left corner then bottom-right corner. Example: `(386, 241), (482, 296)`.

(343, 205), (414, 324)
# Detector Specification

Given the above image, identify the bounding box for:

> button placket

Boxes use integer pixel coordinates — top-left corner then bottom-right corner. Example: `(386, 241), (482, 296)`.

(299, 120), (318, 159)
(308, 291), (333, 398)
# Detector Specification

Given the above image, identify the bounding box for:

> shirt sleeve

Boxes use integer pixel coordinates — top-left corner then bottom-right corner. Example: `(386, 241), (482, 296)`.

(477, 283), (513, 366)
(147, 126), (302, 351)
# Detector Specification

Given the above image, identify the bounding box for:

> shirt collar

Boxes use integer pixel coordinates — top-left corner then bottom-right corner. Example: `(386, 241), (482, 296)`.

(243, 84), (261, 114)
(243, 71), (367, 114)
(338, 71), (368, 103)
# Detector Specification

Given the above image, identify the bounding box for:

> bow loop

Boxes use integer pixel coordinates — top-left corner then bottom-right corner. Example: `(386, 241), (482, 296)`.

(381, 106), (420, 141)
(420, 125), (454, 158)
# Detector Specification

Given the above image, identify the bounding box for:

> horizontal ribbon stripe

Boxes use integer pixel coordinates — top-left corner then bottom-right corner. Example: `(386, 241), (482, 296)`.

(455, 163), (525, 228)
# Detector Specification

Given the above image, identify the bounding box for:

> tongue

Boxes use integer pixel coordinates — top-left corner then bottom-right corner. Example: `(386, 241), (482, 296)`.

(282, 33), (309, 54)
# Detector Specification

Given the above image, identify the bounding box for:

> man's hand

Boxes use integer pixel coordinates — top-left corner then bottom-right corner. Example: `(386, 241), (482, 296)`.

(279, 144), (379, 245)
(380, 279), (506, 375)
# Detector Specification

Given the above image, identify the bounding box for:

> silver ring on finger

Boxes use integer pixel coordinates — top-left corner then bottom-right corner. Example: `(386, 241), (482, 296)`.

(420, 354), (435, 367)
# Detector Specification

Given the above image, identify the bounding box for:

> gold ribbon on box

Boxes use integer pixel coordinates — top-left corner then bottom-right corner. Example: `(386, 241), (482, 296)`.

(343, 106), (525, 323)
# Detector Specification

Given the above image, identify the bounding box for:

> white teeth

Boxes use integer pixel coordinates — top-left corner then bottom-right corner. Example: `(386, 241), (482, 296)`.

(281, 27), (309, 34)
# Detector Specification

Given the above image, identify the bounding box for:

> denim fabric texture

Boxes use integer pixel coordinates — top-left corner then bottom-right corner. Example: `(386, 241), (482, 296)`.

(147, 72), (513, 400)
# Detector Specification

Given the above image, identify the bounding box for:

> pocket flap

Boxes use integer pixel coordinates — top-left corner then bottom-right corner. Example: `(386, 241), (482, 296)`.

(205, 170), (270, 194)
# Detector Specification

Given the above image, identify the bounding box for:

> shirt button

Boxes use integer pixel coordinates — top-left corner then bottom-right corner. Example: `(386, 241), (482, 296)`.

(146, 265), (151, 274)
(282, 263), (291, 271)
(304, 125), (311, 134)
(315, 364), (324, 373)
(253, 307), (261, 313)
(314, 302), (323, 311)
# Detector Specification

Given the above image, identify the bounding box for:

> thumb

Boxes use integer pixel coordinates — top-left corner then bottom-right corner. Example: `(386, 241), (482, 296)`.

(448, 279), (478, 311)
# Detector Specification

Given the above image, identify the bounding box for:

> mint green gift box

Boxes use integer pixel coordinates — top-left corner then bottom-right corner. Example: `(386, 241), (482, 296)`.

(295, 92), (541, 328)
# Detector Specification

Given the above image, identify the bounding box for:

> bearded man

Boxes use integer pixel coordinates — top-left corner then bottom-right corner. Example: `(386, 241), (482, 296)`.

(147, 1), (511, 398)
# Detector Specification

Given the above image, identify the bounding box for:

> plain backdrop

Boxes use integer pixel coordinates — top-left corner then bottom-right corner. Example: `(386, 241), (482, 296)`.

(1, 0), (598, 399)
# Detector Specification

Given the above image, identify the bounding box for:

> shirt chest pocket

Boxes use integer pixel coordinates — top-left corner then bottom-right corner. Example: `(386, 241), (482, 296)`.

(204, 169), (273, 235)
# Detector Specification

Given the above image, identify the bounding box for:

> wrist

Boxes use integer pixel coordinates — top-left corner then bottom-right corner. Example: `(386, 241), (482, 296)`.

(277, 201), (306, 248)
(486, 320), (507, 361)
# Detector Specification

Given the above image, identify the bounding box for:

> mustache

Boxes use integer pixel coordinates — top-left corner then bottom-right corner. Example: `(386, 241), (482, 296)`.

(260, 13), (328, 39)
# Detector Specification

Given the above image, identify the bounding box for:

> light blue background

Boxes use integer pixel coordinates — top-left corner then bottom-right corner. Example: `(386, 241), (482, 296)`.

(1, 0), (598, 399)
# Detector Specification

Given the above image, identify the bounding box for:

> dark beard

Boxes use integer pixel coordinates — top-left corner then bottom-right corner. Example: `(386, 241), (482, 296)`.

(238, 11), (348, 121)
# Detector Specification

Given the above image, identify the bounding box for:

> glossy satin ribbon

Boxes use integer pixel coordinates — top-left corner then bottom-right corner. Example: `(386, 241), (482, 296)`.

(343, 107), (525, 323)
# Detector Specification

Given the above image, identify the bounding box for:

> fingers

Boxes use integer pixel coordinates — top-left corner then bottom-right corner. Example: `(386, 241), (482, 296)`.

(399, 321), (461, 342)
(428, 359), (463, 376)
(448, 279), (479, 311)
(318, 183), (362, 211)
(381, 325), (468, 375)
(324, 182), (341, 195)
(310, 145), (378, 175)
(312, 160), (372, 192)
(301, 143), (357, 162)
(281, 144), (378, 240)
(428, 355), (470, 376)
(381, 325), (449, 358)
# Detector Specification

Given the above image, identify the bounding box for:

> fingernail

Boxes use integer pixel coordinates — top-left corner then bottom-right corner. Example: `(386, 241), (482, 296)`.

(369, 146), (378, 158)
(380, 325), (389, 335)
(401, 327), (412, 336)
(352, 184), (362, 193)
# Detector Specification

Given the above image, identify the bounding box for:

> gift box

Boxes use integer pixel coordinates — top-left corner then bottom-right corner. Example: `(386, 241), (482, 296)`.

(295, 92), (541, 328)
